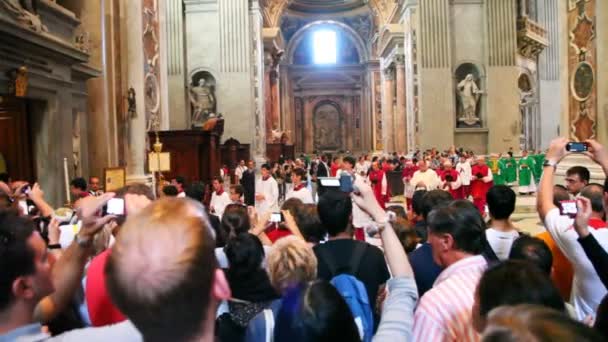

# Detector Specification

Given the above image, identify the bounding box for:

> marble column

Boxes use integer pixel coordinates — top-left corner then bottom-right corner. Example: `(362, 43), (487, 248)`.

(382, 66), (395, 153)
(165, 0), (187, 129)
(125, 0), (151, 184)
(304, 98), (314, 153)
(81, 0), (118, 178)
(395, 55), (407, 153)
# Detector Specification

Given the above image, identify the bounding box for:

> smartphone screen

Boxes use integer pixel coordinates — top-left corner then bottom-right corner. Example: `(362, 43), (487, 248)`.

(319, 178), (340, 187)
(559, 200), (577, 217)
(106, 198), (125, 216)
(270, 212), (282, 223)
(566, 142), (589, 153)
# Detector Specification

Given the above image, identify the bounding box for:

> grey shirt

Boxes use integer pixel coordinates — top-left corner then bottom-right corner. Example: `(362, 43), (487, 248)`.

(373, 276), (418, 342)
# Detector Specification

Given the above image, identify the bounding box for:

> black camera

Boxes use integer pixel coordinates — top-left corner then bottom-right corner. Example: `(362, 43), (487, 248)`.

(476, 173), (483, 179)
(445, 175), (454, 182)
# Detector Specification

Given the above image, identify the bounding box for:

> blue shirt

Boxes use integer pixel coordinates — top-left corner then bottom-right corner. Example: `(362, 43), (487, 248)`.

(0, 323), (48, 342)
(408, 243), (442, 297)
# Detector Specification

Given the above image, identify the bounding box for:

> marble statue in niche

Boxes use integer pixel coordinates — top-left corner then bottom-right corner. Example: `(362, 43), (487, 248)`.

(189, 73), (216, 127)
(457, 74), (482, 125)
(455, 63), (484, 128)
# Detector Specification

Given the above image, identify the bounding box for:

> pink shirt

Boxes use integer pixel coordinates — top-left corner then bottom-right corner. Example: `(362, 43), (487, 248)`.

(412, 255), (488, 342)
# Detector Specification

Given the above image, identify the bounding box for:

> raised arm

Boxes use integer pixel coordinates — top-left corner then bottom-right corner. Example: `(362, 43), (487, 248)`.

(351, 177), (417, 341)
(28, 183), (54, 218)
(34, 193), (116, 323)
(537, 138), (568, 221)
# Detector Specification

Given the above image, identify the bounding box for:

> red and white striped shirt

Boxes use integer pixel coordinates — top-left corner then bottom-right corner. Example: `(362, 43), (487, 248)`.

(412, 255), (488, 342)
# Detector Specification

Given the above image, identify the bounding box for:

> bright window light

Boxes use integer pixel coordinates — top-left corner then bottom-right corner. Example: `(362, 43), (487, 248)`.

(313, 30), (337, 64)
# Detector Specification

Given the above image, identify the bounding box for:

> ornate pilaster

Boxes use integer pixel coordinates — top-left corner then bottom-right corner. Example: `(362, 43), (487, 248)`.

(395, 54), (407, 153)
(567, 0), (597, 141)
(381, 65), (395, 153)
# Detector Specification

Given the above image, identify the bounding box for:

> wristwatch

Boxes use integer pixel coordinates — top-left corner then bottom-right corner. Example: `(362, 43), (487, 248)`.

(543, 159), (558, 169)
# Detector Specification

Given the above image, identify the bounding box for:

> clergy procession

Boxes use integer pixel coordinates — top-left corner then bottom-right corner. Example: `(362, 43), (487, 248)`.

(223, 148), (549, 218)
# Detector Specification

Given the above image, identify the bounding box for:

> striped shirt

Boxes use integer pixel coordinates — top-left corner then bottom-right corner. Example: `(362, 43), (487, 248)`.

(412, 255), (488, 342)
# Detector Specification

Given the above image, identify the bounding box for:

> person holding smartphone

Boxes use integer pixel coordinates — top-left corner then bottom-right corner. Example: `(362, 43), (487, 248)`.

(537, 138), (608, 321)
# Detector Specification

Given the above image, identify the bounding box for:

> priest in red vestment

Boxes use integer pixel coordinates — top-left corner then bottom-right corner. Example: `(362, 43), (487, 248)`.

(369, 161), (389, 209)
(440, 161), (464, 199)
(470, 156), (494, 215)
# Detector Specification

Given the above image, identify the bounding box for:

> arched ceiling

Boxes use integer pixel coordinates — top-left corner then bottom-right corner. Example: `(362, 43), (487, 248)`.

(263, 0), (398, 28)
(288, 0), (367, 14)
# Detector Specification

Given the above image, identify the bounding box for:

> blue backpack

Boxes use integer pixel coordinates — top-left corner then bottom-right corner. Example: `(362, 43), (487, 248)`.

(319, 243), (374, 342)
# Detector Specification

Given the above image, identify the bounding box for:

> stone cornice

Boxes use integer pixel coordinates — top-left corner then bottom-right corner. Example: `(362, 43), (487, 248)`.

(377, 23), (404, 58)
(0, 17), (88, 64)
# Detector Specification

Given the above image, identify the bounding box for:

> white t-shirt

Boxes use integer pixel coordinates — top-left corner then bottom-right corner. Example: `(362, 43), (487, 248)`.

(485, 228), (520, 261)
(544, 208), (608, 320)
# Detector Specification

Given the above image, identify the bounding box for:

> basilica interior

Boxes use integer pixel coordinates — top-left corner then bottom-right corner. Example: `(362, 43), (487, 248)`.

(0, 0), (607, 205)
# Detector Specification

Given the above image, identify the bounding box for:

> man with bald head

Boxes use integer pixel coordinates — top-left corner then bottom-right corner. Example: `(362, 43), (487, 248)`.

(105, 198), (231, 342)
(471, 156), (493, 215)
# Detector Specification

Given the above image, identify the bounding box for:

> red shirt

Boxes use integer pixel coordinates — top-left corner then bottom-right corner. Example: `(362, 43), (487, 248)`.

(330, 163), (340, 177)
(402, 165), (419, 179)
(589, 218), (607, 230)
(85, 249), (126, 326)
(266, 225), (293, 243)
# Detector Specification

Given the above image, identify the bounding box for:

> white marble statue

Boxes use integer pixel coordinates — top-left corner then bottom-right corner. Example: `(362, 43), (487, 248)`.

(457, 74), (483, 125)
(189, 78), (216, 126)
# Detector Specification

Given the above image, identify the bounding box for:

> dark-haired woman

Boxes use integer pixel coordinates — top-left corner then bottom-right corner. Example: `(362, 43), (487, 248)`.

(216, 233), (279, 342)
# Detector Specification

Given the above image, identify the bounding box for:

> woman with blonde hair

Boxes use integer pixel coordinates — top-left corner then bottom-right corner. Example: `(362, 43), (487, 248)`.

(245, 236), (317, 341)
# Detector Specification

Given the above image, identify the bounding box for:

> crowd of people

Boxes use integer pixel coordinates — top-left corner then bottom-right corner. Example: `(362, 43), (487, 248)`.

(0, 137), (607, 341)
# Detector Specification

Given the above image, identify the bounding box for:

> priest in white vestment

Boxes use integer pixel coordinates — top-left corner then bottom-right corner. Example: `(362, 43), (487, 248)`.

(410, 159), (442, 190)
(210, 177), (231, 219)
(285, 167), (313, 204)
(255, 163), (279, 213)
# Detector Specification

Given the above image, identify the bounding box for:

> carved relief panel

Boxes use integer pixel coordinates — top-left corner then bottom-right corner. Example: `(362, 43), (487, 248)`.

(567, 0), (597, 140)
(143, 0), (162, 132)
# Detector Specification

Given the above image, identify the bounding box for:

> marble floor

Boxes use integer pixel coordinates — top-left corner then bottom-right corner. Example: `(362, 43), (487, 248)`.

(388, 191), (545, 236)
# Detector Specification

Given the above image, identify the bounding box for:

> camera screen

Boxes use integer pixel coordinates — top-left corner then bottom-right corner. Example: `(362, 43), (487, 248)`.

(560, 201), (577, 215)
(270, 213), (282, 222)
(319, 178), (340, 187)
(106, 198), (125, 216)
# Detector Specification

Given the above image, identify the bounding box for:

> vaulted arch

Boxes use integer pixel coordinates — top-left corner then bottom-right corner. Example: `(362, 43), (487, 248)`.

(263, 0), (398, 28)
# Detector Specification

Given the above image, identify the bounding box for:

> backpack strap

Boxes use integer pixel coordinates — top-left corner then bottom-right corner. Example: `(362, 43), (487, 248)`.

(318, 246), (339, 275)
(319, 242), (368, 277)
(349, 242), (367, 276)
(264, 309), (274, 342)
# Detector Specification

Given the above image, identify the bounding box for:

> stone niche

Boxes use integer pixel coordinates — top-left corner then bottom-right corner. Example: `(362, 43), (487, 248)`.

(0, 0), (97, 206)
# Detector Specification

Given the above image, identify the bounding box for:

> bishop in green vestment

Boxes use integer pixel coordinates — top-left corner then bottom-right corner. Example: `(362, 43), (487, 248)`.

(518, 151), (537, 194)
(532, 152), (545, 183)
(502, 153), (517, 185)
(487, 154), (504, 185)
